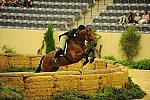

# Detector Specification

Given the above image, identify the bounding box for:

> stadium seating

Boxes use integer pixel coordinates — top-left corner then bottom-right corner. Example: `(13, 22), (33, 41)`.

(0, 0), (95, 30)
(87, 0), (150, 33)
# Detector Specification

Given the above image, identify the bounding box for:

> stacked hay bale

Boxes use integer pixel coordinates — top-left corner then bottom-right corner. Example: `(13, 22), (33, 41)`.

(106, 60), (118, 68)
(8, 54), (30, 68)
(58, 61), (83, 71)
(0, 54), (43, 69)
(0, 54), (9, 67)
(0, 56), (129, 99)
(78, 74), (100, 94)
(93, 58), (107, 69)
(53, 74), (80, 94)
(0, 76), (24, 88)
(30, 55), (42, 67)
(24, 76), (55, 99)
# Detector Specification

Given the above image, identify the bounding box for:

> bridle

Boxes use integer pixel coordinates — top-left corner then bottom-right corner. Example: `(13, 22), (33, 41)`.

(73, 28), (93, 49)
(85, 28), (93, 41)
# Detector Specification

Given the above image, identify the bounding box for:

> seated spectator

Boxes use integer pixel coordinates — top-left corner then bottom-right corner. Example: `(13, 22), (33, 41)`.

(11, 0), (20, 7)
(27, 0), (32, 7)
(21, 0), (32, 7)
(0, 0), (6, 7)
(138, 10), (150, 24)
(21, 0), (27, 7)
(118, 11), (134, 25)
(6, 0), (20, 7)
(134, 11), (141, 24)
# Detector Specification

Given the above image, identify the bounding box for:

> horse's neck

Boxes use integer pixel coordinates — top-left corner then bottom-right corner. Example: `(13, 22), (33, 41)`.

(66, 38), (85, 59)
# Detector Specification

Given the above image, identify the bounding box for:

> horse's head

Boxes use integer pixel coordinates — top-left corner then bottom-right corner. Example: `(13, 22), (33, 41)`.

(77, 28), (94, 42)
(84, 28), (94, 41)
(74, 27), (94, 45)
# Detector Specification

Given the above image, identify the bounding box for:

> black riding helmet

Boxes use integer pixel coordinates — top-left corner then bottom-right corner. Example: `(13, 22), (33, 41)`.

(78, 25), (85, 31)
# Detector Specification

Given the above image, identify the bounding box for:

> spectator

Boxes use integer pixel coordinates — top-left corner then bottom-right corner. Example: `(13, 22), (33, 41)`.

(27, 0), (32, 7)
(0, 0), (6, 7)
(138, 10), (150, 24)
(10, 0), (20, 7)
(118, 11), (134, 25)
(21, 0), (28, 7)
(134, 11), (141, 24)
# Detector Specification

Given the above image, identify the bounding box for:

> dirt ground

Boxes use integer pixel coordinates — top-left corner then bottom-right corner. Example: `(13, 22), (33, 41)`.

(128, 69), (150, 100)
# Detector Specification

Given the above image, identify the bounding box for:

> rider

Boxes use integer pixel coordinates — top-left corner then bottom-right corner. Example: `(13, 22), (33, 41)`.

(53, 25), (86, 62)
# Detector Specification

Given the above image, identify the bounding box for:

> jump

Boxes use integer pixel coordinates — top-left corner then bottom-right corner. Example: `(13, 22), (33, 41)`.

(36, 25), (94, 72)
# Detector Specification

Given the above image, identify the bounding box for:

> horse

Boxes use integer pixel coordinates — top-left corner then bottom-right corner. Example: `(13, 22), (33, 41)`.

(36, 28), (94, 72)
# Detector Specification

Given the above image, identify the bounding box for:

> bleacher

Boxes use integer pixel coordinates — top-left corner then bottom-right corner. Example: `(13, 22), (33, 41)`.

(0, 0), (94, 30)
(87, 0), (150, 33)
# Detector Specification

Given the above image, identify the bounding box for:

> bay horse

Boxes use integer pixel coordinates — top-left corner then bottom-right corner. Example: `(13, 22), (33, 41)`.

(36, 28), (94, 72)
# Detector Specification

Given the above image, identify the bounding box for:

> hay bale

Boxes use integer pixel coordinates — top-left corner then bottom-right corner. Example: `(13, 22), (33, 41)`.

(80, 70), (97, 75)
(78, 74), (100, 92)
(95, 69), (112, 74)
(25, 88), (55, 97)
(30, 56), (41, 66)
(58, 66), (68, 71)
(111, 71), (128, 88)
(0, 55), (9, 67)
(25, 76), (54, 83)
(93, 58), (107, 69)
(53, 75), (80, 91)
(55, 80), (80, 91)
(79, 80), (99, 89)
(66, 61), (83, 71)
(25, 81), (54, 89)
(8, 55), (30, 66)
(80, 74), (100, 80)
(55, 71), (81, 75)
(107, 63), (116, 68)
(82, 63), (96, 70)
(0, 77), (24, 88)
(53, 75), (80, 81)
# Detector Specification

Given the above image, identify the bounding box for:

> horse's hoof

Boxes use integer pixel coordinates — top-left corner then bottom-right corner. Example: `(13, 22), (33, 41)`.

(83, 61), (89, 66)
(90, 57), (96, 63)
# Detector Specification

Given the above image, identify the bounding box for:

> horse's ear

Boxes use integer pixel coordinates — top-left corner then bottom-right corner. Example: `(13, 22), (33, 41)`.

(88, 28), (92, 31)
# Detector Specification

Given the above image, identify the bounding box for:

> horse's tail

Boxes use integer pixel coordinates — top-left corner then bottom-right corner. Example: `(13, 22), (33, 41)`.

(35, 56), (45, 73)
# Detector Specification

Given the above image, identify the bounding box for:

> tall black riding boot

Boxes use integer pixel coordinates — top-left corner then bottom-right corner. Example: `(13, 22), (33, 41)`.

(53, 48), (63, 62)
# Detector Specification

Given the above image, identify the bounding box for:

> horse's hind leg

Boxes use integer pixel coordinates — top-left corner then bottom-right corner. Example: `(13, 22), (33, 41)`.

(49, 67), (59, 72)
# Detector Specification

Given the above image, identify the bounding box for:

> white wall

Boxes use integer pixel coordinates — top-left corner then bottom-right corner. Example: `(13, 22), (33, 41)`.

(0, 28), (150, 60)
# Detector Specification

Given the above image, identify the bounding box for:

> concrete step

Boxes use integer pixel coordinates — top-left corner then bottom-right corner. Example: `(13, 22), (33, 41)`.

(71, 0), (113, 29)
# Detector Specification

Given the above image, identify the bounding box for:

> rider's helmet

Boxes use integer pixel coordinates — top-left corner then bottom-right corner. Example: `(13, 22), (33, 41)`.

(78, 25), (85, 31)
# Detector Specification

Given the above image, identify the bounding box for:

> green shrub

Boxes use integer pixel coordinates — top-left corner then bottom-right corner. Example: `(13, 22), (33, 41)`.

(120, 59), (150, 70)
(44, 24), (55, 54)
(126, 77), (146, 99)
(132, 59), (150, 70)
(119, 60), (136, 68)
(0, 80), (24, 100)
(51, 78), (146, 100)
(119, 25), (141, 60)
(1, 45), (16, 54)
(103, 55), (116, 61)
(51, 90), (94, 100)
(0, 66), (37, 73)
